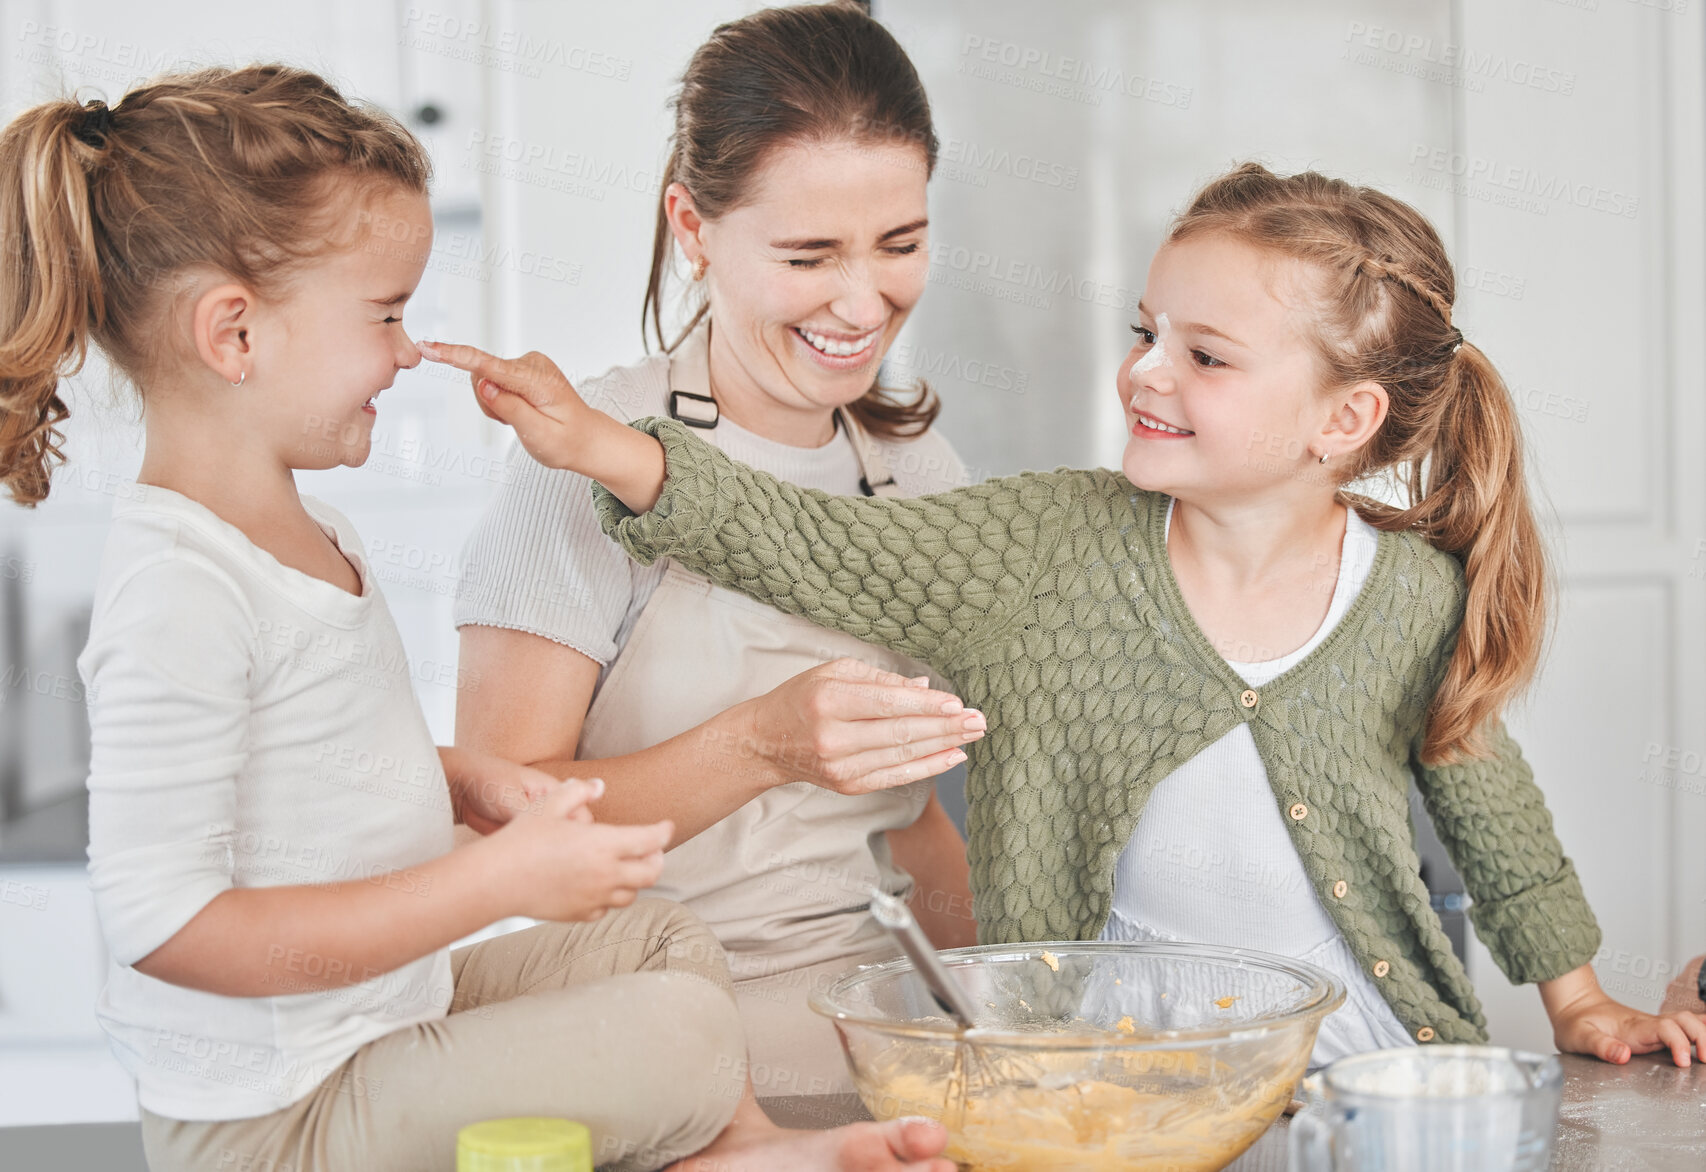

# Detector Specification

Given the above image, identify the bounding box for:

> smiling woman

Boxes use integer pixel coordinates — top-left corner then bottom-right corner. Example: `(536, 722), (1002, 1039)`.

(453, 0), (982, 1112)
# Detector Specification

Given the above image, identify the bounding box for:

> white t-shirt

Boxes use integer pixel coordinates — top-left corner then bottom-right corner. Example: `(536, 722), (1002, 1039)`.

(454, 346), (967, 673)
(1101, 501), (1416, 1067)
(78, 486), (455, 1121)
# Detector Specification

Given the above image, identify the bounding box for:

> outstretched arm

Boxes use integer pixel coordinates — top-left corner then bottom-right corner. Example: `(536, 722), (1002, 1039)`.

(421, 340), (1072, 669)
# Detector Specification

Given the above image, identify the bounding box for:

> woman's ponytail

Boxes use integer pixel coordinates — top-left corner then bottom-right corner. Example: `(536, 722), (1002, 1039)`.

(0, 100), (108, 506)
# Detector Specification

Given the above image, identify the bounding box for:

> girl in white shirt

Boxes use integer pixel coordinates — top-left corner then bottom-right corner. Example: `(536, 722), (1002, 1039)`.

(0, 65), (951, 1172)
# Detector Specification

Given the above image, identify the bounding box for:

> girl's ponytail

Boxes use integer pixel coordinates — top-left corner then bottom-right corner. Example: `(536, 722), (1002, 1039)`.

(1390, 341), (1550, 762)
(0, 100), (108, 506)
(0, 67), (430, 509)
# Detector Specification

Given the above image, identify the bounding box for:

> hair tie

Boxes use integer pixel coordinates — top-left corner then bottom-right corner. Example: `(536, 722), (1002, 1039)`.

(76, 100), (113, 147)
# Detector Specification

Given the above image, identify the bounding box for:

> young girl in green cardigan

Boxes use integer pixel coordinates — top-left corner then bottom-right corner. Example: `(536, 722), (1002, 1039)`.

(424, 163), (1706, 1068)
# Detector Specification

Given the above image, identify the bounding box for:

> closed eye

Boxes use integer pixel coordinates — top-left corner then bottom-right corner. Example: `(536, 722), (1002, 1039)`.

(789, 241), (922, 269)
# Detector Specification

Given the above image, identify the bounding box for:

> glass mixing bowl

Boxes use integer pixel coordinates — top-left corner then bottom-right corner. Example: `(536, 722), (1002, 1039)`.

(811, 940), (1346, 1172)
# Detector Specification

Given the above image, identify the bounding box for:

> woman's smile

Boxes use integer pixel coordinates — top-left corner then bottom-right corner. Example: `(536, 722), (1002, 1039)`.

(789, 322), (885, 369)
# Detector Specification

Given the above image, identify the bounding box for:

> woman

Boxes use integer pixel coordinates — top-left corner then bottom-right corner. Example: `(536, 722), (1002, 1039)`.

(454, 3), (980, 1095)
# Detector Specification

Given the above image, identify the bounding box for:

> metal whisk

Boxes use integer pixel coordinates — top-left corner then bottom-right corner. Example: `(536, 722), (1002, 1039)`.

(867, 888), (1041, 1122)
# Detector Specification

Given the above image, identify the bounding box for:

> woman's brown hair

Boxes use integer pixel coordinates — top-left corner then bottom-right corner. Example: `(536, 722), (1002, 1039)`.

(643, 1), (941, 439)
(1169, 163), (1548, 764)
(0, 64), (431, 506)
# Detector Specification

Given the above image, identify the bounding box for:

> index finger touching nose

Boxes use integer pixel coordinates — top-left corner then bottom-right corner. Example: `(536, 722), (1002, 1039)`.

(416, 339), (496, 374)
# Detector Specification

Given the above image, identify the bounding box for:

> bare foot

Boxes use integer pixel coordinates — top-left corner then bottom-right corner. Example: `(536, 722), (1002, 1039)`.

(664, 1111), (954, 1172)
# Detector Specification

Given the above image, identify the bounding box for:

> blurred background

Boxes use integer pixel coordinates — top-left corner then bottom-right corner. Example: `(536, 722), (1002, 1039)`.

(0, 0), (1700, 1129)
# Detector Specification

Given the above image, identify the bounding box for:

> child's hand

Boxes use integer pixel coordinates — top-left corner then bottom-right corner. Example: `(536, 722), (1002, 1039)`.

(1552, 998), (1706, 1066)
(418, 341), (595, 470)
(1543, 964), (1706, 1065)
(418, 339), (668, 512)
(440, 746), (582, 836)
(488, 779), (673, 922)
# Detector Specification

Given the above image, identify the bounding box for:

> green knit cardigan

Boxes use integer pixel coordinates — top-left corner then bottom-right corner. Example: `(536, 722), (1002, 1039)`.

(594, 418), (1603, 1045)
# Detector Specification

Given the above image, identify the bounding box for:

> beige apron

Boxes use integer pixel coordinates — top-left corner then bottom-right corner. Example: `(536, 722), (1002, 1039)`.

(577, 326), (939, 1095)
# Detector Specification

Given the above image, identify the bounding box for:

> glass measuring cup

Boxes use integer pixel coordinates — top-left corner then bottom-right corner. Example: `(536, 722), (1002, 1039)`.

(1288, 1045), (1563, 1172)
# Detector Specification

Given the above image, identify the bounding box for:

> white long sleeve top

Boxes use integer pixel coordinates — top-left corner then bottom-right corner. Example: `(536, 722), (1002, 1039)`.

(77, 485), (455, 1121)
(1102, 501), (1416, 1066)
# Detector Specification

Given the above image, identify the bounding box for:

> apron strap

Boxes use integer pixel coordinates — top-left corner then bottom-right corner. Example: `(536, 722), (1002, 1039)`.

(836, 406), (902, 498)
(667, 321), (901, 497)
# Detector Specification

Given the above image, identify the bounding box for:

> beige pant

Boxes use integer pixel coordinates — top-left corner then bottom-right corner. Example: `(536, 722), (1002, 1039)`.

(139, 901), (746, 1172)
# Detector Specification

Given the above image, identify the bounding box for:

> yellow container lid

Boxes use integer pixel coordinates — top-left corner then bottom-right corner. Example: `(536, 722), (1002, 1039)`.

(456, 1118), (592, 1172)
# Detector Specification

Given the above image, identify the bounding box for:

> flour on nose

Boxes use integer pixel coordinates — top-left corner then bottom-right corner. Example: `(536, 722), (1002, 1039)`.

(1130, 313), (1173, 410)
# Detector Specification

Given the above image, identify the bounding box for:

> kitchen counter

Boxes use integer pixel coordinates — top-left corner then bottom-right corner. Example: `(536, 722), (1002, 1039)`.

(759, 1052), (1706, 1170)
(5, 1052), (1699, 1168)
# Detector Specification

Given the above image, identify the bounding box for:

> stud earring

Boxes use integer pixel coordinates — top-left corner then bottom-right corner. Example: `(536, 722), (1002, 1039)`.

(230, 371), (246, 388)
(691, 255), (708, 282)
(1317, 451), (1328, 464)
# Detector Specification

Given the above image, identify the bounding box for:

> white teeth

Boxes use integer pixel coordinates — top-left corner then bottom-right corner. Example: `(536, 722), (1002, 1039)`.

(799, 327), (878, 358)
(1137, 415), (1192, 436)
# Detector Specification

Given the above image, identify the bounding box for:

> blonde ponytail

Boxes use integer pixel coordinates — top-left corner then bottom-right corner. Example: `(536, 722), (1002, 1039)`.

(0, 100), (108, 506)
(1357, 341), (1549, 762)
